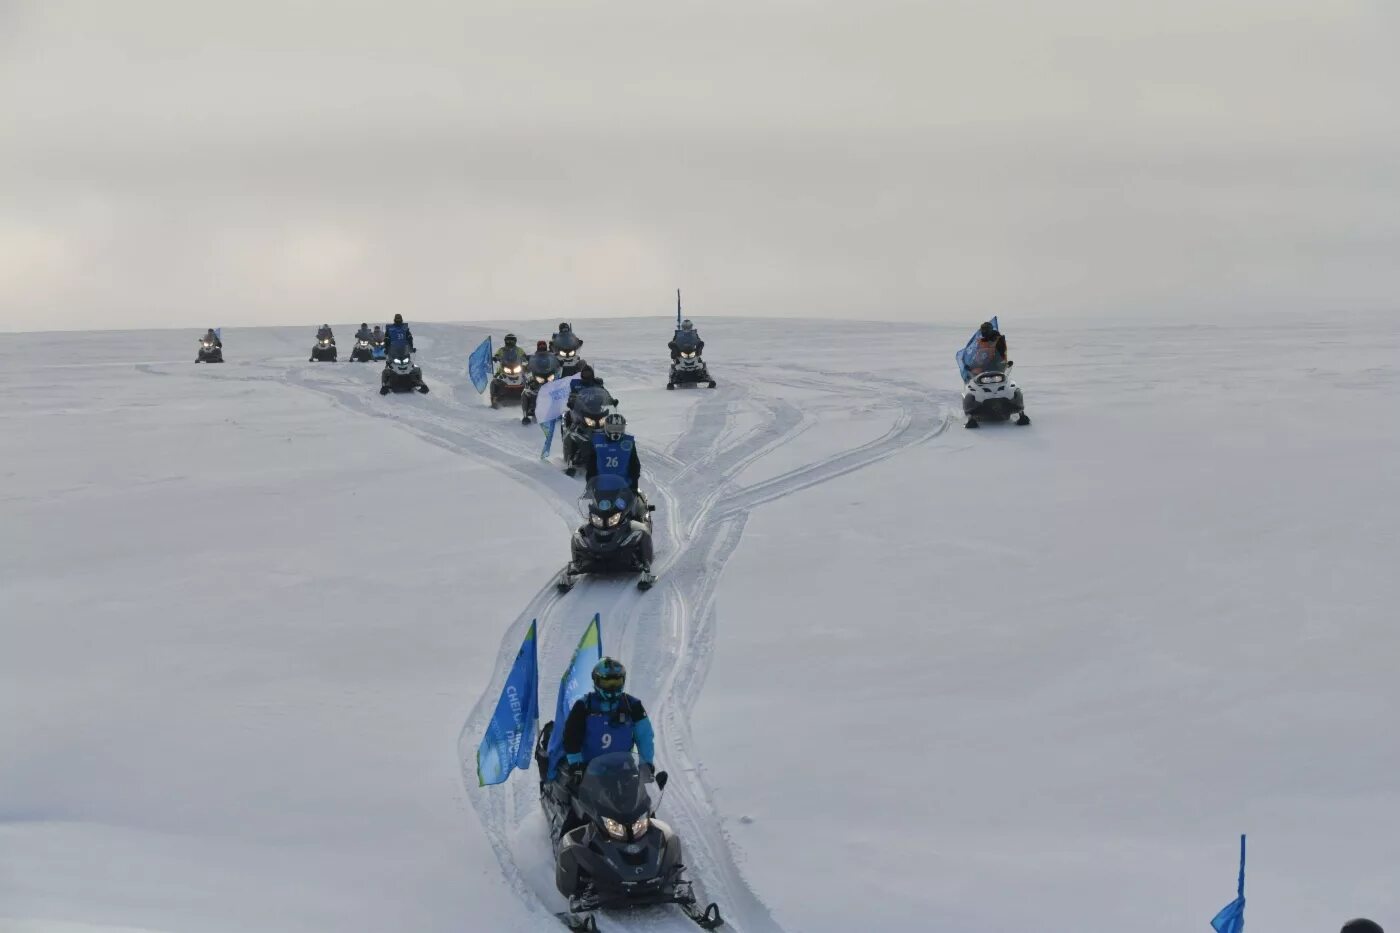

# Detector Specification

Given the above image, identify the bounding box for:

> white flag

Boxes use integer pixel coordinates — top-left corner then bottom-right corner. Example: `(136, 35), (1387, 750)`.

(534, 376), (575, 424)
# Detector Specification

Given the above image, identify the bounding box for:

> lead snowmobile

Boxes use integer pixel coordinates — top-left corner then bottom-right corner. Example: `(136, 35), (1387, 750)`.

(310, 335), (337, 362)
(532, 736), (723, 931)
(962, 363), (1029, 428)
(196, 336), (223, 363)
(562, 385), (613, 475)
(667, 329), (714, 389)
(380, 343), (429, 395)
(557, 475), (656, 592)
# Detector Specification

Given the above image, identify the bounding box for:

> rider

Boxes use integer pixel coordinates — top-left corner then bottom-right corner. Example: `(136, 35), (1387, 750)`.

(354, 322), (373, 341)
(965, 321), (1008, 375)
(550, 321), (583, 353)
(370, 324), (384, 344)
(587, 413), (643, 498)
(562, 658), (656, 780)
(202, 328), (221, 348)
(668, 319), (705, 361)
(316, 323), (335, 343)
(384, 314), (413, 353)
(493, 333), (529, 372)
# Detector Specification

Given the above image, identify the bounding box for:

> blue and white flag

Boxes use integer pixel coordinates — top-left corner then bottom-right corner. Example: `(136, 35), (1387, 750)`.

(1210, 835), (1247, 933)
(476, 621), (539, 786)
(534, 376), (574, 424)
(468, 337), (493, 395)
(540, 417), (557, 460)
(214, 327), (222, 340)
(546, 614), (602, 778)
(955, 314), (997, 382)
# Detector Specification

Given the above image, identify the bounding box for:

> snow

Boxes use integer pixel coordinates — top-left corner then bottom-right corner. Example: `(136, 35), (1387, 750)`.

(2, 316), (1397, 933)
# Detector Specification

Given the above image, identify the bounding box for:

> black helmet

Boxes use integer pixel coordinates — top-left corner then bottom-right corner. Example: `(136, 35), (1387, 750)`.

(602, 412), (626, 440)
(558, 322), (571, 332)
(592, 657), (626, 695)
(979, 321), (996, 339)
(393, 313), (404, 325)
(1342, 922), (1385, 933)
(504, 333), (517, 345)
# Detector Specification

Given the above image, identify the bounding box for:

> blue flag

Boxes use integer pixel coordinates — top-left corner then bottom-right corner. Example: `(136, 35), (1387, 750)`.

(468, 337), (493, 394)
(476, 620), (539, 786)
(540, 418), (558, 460)
(1210, 835), (1247, 933)
(955, 314), (998, 382)
(546, 614), (602, 778)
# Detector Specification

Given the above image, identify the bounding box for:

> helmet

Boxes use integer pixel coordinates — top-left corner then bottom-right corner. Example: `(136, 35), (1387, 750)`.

(602, 412), (626, 440)
(681, 319), (694, 331)
(979, 321), (996, 339)
(360, 322), (367, 328)
(592, 657), (626, 695)
(1341, 923), (1384, 933)
(322, 324), (330, 329)
(504, 333), (517, 345)
(394, 313), (404, 324)
(558, 322), (571, 332)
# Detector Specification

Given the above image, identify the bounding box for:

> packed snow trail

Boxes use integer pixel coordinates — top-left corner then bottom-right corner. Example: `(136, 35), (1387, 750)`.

(257, 323), (951, 932)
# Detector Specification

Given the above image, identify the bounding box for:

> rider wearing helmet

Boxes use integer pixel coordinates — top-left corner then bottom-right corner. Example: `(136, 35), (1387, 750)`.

(966, 321), (1008, 375)
(587, 412), (641, 491)
(550, 321), (583, 353)
(316, 323), (335, 342)
(203, 328), (221, 348)
(493, 332), (528, 371)
(385, 313), (413, 353)
(354, 322), (373, 341)
(668, 318), (705, 361)
(562, 657), (655, 779)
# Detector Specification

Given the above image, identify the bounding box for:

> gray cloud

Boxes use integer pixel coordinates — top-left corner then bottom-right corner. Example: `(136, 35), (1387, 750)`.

(2, 0), (1398, 331)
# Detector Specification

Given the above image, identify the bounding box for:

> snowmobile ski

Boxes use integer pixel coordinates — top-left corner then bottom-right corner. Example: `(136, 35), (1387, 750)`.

(637, 571), (657, 591)
(555, 910), (598, 932)
(682, 901), (724, 930)
(556, 565), (579, 592)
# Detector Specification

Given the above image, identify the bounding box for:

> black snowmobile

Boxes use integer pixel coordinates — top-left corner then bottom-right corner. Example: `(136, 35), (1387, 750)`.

(562, 385), (614, 476)
(490, 350), (530, 409)
(310, 336), (337, 362)
(667, 332), (715, 389)
(532, 737), (723, 931)
(556, 347), (587, 378)
(557, 475), (656, 592)
(962, 362), (1029, 428)
(349, 338), (375, 362)
(380, 343), (429, 394)
(196, 336), (223, 363)
(521, 356), (561, 425)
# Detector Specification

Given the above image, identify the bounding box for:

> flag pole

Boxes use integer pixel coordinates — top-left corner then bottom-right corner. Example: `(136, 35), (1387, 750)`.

(1237, 834), (1246, 899)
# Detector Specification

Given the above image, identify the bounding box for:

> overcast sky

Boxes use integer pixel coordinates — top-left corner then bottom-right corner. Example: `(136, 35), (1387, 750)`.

(1, 0), (1397, 332)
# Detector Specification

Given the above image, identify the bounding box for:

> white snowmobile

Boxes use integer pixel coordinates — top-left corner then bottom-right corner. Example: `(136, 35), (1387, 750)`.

(962, 363), (1029, 428)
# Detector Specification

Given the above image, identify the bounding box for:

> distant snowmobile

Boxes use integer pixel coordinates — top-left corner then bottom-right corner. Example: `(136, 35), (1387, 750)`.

(667, 327), (714, 389)
(196, 337), (223, 364)
(310, 336), (338, 362)
(532, 738), (723, 931)
(349, 338), (375, 362)
(556, 347), (586, 378)
(562, 385), (613, 476)
(380, 344), (429, 395)
(370, 339), (387, 361)
(962, 364), (1029, 428)
(557, 475), (656, 592)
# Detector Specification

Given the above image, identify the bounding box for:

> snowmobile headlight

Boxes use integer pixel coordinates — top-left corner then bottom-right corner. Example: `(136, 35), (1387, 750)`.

(584, 416), (598, 427)
(682, 351), (696, 358)
(630, 816), (649, 838)
(546, 373), (556, 381)
(590, 514), (604, 528)
(602, 817), (627, 840)
(559, 349), (575, 359)
(606, 512), (623, 527)
(506, 365), (521, 374)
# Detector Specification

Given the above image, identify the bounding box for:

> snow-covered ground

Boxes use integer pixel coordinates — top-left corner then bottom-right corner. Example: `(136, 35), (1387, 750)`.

(2, 315), (1397, 933)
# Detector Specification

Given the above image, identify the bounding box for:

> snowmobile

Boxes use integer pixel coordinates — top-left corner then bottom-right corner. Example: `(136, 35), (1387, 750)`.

(196, 337), (223, 363)
(561, 385), (613, 476)
(557, 475), (656, 592)
(556, 347), (586, 378)
(521, 362), (559, 425)
(489, 361), (528, 409)
(532, 737), (723, 931)
(962, 363), (1029, 428)
(370, 339), (387, 361)
(380, 344), (429, 395)
(349, 339), (374, 362)
(667, 333), (714, 389)
(310, 336), (337, 362)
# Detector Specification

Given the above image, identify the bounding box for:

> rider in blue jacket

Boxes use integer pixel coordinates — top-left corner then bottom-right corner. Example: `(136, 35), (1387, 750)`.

(585, 413), (641, 490)
(562, 658), (656, 779)
(384, 314), (414, 352)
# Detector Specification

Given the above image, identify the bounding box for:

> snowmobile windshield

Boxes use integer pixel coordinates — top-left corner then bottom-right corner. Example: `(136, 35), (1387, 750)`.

(530, 356), (559, 377)
(553, 332), (582, 352)
(583, 475), (633, 518)
(574, 386), (611, 419)
(579, 753), (650, 821)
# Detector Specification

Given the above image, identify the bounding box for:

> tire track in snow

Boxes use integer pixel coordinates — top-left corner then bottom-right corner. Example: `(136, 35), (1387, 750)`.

(267, 333), (946, 932)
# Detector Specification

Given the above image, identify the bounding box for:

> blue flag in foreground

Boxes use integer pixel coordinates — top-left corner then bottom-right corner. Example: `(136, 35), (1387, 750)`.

(1210, 835), (1247, 933)
(540, 418), (558, 460)
(546, 614), (602, 778)
(955, 314), (998, 382)
(476, 620), (539, 786)
(468, 337), (493, 394)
